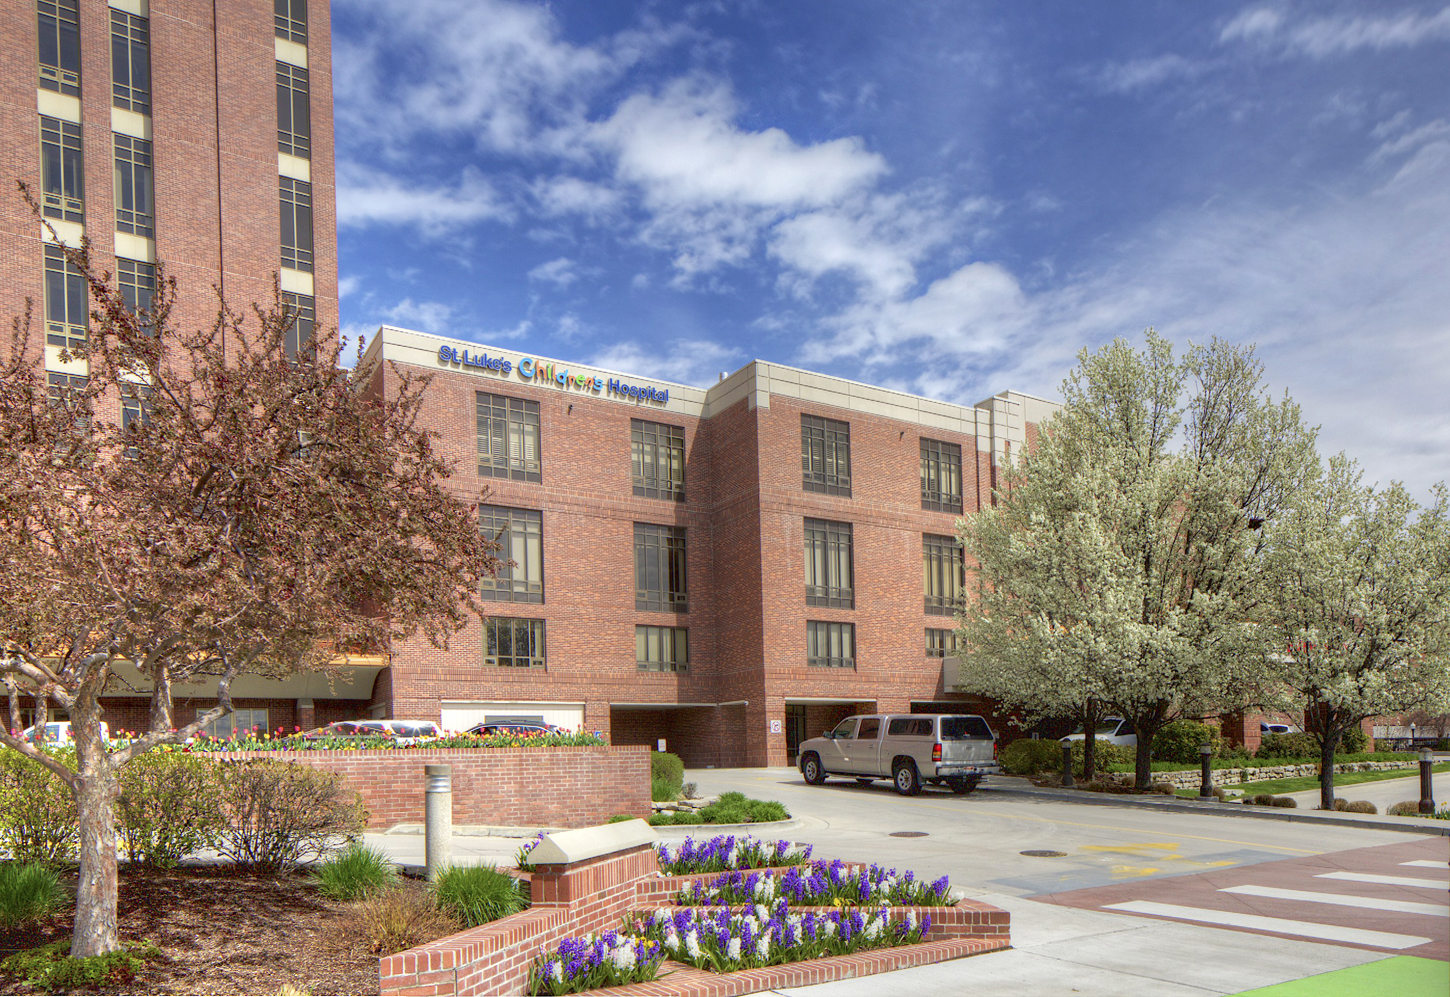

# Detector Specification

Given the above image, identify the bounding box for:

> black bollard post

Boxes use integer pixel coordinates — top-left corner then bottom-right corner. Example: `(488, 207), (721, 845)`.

(1062, 742), (1075, 788)
(1420, 748), (1436, 815)
(1199, 743), (1214, 799)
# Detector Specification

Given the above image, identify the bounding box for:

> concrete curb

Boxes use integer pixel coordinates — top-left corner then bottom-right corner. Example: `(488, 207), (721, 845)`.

(382, 817), (805, 836)
(652, 817), (804, 834)
(983, 784), (1450, 836)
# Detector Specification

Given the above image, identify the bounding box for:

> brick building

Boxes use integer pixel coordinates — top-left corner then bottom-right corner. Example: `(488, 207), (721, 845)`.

(3, 0), (352, 735)
(361, 327), (1058, 767)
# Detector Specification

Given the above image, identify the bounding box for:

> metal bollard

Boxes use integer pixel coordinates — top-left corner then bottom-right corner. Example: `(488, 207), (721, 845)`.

(1061, 742), (1075, 788)
(1199, 743), (1214, 799)
(1420, 748), (1436, 815)
(425, 764), (452, 881)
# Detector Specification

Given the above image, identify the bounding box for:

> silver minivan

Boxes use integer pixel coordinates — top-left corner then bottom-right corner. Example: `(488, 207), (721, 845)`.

(797, 713), (1000, 795)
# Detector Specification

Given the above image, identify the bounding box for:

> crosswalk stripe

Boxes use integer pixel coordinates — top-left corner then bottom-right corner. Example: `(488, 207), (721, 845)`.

(1316, 871), (1449, 891)
(1103, 900), (1432, 949)
(1401, 860), (1450, 870)
(1220, 884), (1449, 917)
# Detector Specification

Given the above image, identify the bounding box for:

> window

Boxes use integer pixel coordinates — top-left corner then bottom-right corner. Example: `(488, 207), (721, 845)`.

(829, 717), (858, 739)
(925, 628), (962, 658)
(114, 134), (154, 239)
(857, 717), (880, 739)
(479, 506), (543, 604)
(110, 9), (150, 115)
(47, 372), (90, 436)
(923, 533), (965, 616)
(40, 116), (83, 221)
(887, 717), (934, 736)
(634, 523), (687, 612)
(276, 62), (310, 158)
(921, 438), (963, 512)
(807, 621), (855, 669)
(281, 291), (314, 359)
(38, 0), (80, 95)
(121, 383), (153, 434)
(636, 626), (688, 672)
(803, 518), (853, 608)
(476, 392), (541, 482)
(118, 258), (156, 319)
(801, 414), (851, 496)
(275, 0), (308, 44)
(280, 177), (313, 272)
(631, 419), (685, 501)
(198, 707), (268, 739)
(483, 617), (545, 668)
(44, 244), (87, 349)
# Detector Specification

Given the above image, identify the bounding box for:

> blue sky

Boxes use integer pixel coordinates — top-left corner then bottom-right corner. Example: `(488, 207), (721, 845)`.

(330, 1), (1450, 498)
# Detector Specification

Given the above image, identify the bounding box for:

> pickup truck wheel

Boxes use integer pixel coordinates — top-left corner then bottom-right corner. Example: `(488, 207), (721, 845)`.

(893, 760), (921, 796)
(946, 776), (980, 795)
(801, 753), (826, 785)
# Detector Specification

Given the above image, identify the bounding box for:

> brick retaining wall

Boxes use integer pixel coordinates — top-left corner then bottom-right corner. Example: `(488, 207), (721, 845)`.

(202, 746), (650, 829)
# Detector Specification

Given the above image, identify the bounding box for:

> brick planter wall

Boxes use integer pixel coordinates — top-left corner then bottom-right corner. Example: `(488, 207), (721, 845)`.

(201, 745), (649, 829)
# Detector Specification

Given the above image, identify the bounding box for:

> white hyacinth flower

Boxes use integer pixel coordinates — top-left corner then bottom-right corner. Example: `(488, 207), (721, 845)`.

(611, 944), (636, 972)
(755, 903), (770, 921)
(546, 961), (561, 983)
(756, 933), (771, 960)
(682, 880), (695, 897)
(727, 937), (742, 961)
(656, 908), (673, 923)
(728, 848), (739, 867)
(663, 930), (680, 952)
(685, 930), (701, 960)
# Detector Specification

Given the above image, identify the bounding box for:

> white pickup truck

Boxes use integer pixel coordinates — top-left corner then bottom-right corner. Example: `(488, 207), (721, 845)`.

(797, 713), (1000, 795)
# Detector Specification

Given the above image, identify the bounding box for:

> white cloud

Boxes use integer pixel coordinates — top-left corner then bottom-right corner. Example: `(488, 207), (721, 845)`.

(381, 298), (458, 336)
(1222, 4), (1450, 57)
(531, 176), (623, 220)
(1370, 117), (1450, 163)
(337, 164), (508, 237)
(528, 257), (580, 287)
(1095, 54), (1206, 94)
(337, 275), (361, 298)
(590, 337), (742, 386)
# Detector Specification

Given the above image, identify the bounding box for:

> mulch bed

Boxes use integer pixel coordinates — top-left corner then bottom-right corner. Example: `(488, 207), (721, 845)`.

(0, 865), (394, 995)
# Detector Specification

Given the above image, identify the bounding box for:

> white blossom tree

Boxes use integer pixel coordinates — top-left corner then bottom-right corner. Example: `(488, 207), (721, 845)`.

(957, 330), (1317, 788)
(1259, 456), (1450, 809)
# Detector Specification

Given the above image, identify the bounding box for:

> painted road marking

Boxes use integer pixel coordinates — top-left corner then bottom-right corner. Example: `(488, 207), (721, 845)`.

(1316, 871), (1449, 891)
(1401, 859), (1450, 870)
(1220, 884), (1450, 917)
(1103, 900), (1433, 949)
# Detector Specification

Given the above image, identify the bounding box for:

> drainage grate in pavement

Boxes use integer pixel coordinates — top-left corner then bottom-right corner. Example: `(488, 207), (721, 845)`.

(890, 831), (930, 838)
(1021, 849), (1068, 857)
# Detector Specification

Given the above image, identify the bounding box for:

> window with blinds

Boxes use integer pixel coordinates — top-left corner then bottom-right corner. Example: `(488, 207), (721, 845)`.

(921, 438), (964, 512)
(40, 116), (83, 221)
(636, 626), (688, 672)
(114, 134), (154, 238)
(801, 414), (851, 496)
(807, 621), (855, 668)
(476, 392), (542, 482)
(483, 617), (545, 668)
(44, 244), (87, 349)
(923, 533), (965, 616)
(479, 506), (544, 603)
(631, 418), (685, 500)
(926, 627), (963, 658)
(635, 523), (687, 612)
(804, 518), (854, 608)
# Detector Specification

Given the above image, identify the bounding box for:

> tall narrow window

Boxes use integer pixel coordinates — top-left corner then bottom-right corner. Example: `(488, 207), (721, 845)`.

(634, 523), (687, 612)
(47, 372), (90, 435)
(38, 0), (80, 95)
(275, 0), (308, 43)
(44, 244), (87, 349)
(921, 438), (963, 512)
(807, 621), (855, 669)
(483, 618), (545, 668)
(926, 628), (962, 658)
(631, 418), (685, 500)
(114, 135), (154, 239)
(801, 414), (851, 496)
(637, 626), (688, 672)
(121, 382), (153, 436)
(476, 392), (542, 482)
(281, 291), (314, 359)
(110, 9), (151, 115)
(118, 259), (156, 320)
(40, 116), (83, 222)
(479, 506), (544, 604)
(924, 533), (965, 616)
(276, 62), (310, 158)
(279, 178), (313, 272)
(804, 518), (854, 608)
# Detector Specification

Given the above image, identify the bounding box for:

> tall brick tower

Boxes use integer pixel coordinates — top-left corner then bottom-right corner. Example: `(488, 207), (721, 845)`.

(0, 0), (338, 373)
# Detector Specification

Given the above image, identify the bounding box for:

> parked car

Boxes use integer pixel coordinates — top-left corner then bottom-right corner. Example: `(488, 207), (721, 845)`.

(797, 714), (1000, 796)
(1061, 718), (1138, 748)
(19, 721), (109, 745)
(466, 721), (564, 737)
(300, 719), (441, 745)
(1259, 721), (1300, 735)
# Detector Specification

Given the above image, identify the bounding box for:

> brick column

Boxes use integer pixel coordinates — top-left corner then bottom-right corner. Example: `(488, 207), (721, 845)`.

(295, 698), (315, 733)
(1219, 711), (1261, 754)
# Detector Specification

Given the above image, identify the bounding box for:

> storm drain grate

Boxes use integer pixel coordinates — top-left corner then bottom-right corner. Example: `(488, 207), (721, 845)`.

(889, 831), (930, 838)
(1020, 849), (1067, 857)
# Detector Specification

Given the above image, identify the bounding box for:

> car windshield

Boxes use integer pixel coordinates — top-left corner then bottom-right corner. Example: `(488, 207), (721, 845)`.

(940, 716), (993, 740)
(1071, 722), (1124, 736)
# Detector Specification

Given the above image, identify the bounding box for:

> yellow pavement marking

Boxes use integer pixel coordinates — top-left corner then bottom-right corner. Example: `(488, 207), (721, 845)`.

(1110, 865), (1162, 879)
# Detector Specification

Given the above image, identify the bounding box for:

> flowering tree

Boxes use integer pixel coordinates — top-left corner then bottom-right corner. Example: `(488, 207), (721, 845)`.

(0, 220), (498, 956)
(957, 331), (1317, 789)
(1259, 456), (1450, 809)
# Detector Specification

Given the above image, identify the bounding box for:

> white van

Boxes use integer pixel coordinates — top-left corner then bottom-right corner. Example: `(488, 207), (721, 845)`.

(19, 721), (110, 745)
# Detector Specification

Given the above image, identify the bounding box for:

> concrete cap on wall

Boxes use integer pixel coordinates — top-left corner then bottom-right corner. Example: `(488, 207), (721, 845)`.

(529, 819), (657, 866)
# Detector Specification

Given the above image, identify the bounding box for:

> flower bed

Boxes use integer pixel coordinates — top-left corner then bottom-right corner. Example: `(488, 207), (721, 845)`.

(676, 861), (951, 908)
(655, 834), (812, 875)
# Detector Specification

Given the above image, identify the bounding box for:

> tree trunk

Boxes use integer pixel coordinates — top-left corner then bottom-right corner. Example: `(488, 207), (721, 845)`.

(70, 704), (122, 957)
(1319, 727), (1338, 811)
(31, 688), (47, 743)
(3, 676), (20, 736)
(149, 662), (172, 734)
(1083, 726), (1098, 783)
(1134, 732), (1154, 790)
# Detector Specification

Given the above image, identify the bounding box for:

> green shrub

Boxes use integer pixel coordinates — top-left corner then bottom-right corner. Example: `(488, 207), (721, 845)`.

(650, 752), (684, 801)
(117, 752), (222, 868)
(311, 843), (397, 901)
(647, 811), (705, 826)
(432, 864), (527, 928)
(1270, 796), (1297, 808)
(0, 862), (64, 928)
(211, 760), (368, 873)
(1072, 740), (1131, 774)
(1339, 727), (1368, 753)
(1342, 800), (1377, 814)
(1257, 732), (1316, 758)
(1388, 800), (1421, 816)
(342, 882), (458, 955)
(696, 791), (788, 824)
(1152, 721), (1222, 764)
(607, 814), (634, 824)
(0, 751), (77, 865)
(0, 938), (160, 993)
(1251, 794), (1277, 806)
(999, 738), (1063, 775)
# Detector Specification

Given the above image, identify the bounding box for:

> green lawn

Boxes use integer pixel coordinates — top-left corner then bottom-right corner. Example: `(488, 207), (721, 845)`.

(1229, 957), (1448, 997)
(1174, 761), (1450, 798)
